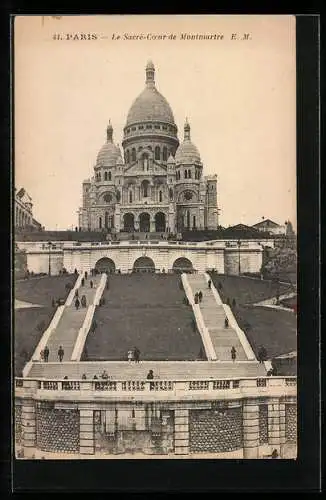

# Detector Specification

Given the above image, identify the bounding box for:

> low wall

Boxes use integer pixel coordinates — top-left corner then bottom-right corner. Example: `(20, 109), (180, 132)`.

(181, 274), (217, 361)
(66, 273), (84, 306)
(30, 305), (65, 365)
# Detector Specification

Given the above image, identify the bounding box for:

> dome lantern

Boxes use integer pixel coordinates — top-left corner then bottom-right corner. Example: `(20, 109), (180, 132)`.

(184, 118), (191, 141)
(146, 60), (155, 86)
(106, 120), (113, 142)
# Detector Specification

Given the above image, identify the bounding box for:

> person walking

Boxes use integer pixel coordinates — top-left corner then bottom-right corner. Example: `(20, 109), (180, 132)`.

(75, 289), (79, 298)
(40, 349), (44, 362)
(75, 297), (80, 310)
(81, 278), (85, 287)
(90, 280), (93, 289)
(231, 346), (237, 362)
(58, 346), (64, 362)
(43, 346), (49, 362)
(208, 279), (211, 289)
(84, 271), (88, 280)
(224, 317), (229, 329)
(82, 373), (87, 380)
(128, 350), (134, 364)
(198, 291), (203, 302)
(258, 346), (267, 363)
(146, 370), (154, 380)
(134, 346), (140, 363)
(81, 295), (87, 308)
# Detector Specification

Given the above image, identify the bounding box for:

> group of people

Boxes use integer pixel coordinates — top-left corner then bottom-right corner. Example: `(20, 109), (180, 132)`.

(127, 347), (141, 363)
(40, 345), (64, 362)
(194, 291), (203, 304)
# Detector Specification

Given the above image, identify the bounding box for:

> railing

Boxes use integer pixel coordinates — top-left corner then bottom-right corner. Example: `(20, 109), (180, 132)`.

(15, 376), (296, 398)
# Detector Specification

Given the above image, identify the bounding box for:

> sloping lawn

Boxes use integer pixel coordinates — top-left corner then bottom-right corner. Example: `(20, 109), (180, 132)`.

(15, 274), (77, 307)
(209, 274), (292, 305)
(14, 274), (78, 376)
(209, 274), (297, 359)
(82, 274), (204, 361)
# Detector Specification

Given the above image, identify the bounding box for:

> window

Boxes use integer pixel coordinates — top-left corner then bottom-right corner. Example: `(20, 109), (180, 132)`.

(155, 125), (160, 129)
(132, 148), (136, 162)
(188, 169), (192, 179)
(184, 191), (193, 201)
(129, 191), (133, 203)
(104, 193), (112, 203)
(131, 126), (136, 131)
(108, 171), (112, 181)
(155, 146), (160, 160)
(104, 172), (108, 181)
(159, 191), (162, 202)
(185, 170), (188, 179)
(162, 125), (167, 130)
(98, 172), (101, 181)
(146, 124), (152, 129)
(99, 217), (102, 229)
(126, 150), (130, 163)
(163, 147), (167, 161)
(143, 154), (149, 171)
(139, 125), (144, 130)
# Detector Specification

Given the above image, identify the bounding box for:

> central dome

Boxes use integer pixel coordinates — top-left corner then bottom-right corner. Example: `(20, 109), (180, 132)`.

(126, 61), (175, 126)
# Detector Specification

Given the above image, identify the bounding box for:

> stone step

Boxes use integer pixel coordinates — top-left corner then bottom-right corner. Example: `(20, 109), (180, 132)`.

(28, 360), (266, 380)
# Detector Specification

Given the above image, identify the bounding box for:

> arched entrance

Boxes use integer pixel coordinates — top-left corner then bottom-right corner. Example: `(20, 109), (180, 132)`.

(155, 212), (166, 232)
(139, 212), (150, 232)
(133, 256), (155, 273)
(172, 257), (194, 274)
(123, 213), (135, 232)
(95, 257), (116, 274)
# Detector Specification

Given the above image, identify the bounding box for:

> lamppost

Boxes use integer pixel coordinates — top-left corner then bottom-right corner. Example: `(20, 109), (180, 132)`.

(47, 241), (53, 276)
(237, 239), (241, 275)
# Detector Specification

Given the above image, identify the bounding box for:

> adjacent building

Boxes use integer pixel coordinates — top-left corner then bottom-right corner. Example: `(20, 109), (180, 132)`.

(252, 219), (286, 236)
(15, 188), (42, 230)
(78, 61), (219, 233)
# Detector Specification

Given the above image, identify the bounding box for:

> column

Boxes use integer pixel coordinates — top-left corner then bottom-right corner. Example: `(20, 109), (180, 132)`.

(79, 409), (94, 455)
(174, 408), (189, 455)
(279, 401), (286, 457)
(22, 399), (36, 458)
(243, 400), (259, 459)
(268, 398), (281, 454)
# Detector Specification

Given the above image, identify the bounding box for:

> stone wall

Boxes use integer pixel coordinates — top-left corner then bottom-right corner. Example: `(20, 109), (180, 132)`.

(285, 404), (297, 442)
(189, 407), (243, 453)
(259, 404), (268, 444)
(36, 403), (79, 453)
(15, 402), (23, 446)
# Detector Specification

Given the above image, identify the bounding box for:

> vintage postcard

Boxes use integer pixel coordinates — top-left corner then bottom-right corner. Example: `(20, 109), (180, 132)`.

(14, 15), (297, 461)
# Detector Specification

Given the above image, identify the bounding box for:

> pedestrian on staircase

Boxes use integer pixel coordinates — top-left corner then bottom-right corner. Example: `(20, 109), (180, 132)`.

(81, 295), (87, 308)
(198, 291), (203, 302)
(82, 373), (87, 380)
(81, 278), (85, 287)
(75, 297), (80, 310)
(75, 289), (79, 298)
(208, 279), (211, 289)
(44, 346), (49, 362)
(85, 271), (88, 280)
(90, 280), (93, 288)
(224, 317), (229, 328)
(134, 346), (140, 363)
(194, 293), (199, 304)
(231, 346), (237, 362)
(58, 346), (64, 362)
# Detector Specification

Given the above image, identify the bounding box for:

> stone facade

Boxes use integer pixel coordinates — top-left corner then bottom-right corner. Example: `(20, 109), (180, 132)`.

(78, 61), (219, 233)
(36, 403), (80, 453)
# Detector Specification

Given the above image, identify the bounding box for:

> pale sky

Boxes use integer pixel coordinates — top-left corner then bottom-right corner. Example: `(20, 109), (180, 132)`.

(15, 15), (296, 230)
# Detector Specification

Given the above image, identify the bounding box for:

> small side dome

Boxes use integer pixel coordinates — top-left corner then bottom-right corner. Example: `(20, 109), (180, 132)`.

(96, 121), (121, 167)
(175, 119), (201, 164)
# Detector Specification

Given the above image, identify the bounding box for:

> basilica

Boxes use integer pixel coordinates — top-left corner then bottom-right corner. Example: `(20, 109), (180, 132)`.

(78, 61), (219, 233)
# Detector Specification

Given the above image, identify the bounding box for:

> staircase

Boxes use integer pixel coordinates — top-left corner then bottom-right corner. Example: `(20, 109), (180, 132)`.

(187, 274), (248, 361)
(44, 276), (101, 362)
(28, 360), (267, 380)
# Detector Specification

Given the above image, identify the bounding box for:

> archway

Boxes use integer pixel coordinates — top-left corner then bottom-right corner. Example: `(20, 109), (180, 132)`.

(155, 212), (166, 232)
(172, 257), (194, 274)
(139, 212), (150, 232)
(123, 213), (135, 232)
(95, 257), (116, 274)
(133, 256), (155, 273)
(141, 180), (150, 198)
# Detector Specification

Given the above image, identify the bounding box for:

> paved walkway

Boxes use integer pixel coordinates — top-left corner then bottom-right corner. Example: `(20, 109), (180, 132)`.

(28, 360), (267, 380)
(44, 276), (101, 362)
(187, 274), (248, 361)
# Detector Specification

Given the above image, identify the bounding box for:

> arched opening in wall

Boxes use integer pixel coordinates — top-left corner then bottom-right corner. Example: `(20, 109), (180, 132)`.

(186, 210), (191, 230)
(155, 146), (160, 160)
(133, 256), (155, 273)
(139, 212), (150, 232)
(193, 215), (196, 230)
(142, 154), (149, 171)
(99, 217), (102, 229)
(141, 180), (150, 198)
(155, 212), (166, 232)
(131, 148), (136, 162)
(163, 147), (167, 161)
(123, 213), (134, 232)
(95, 257), (116, 274)
(104, 171), (108, 181)
(172, 257), (194, 274)
(108, 171), (112, 181)
(159, 191), (163, 202)
(129, 191), (133, 203)
(126, 150), (130, 163)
